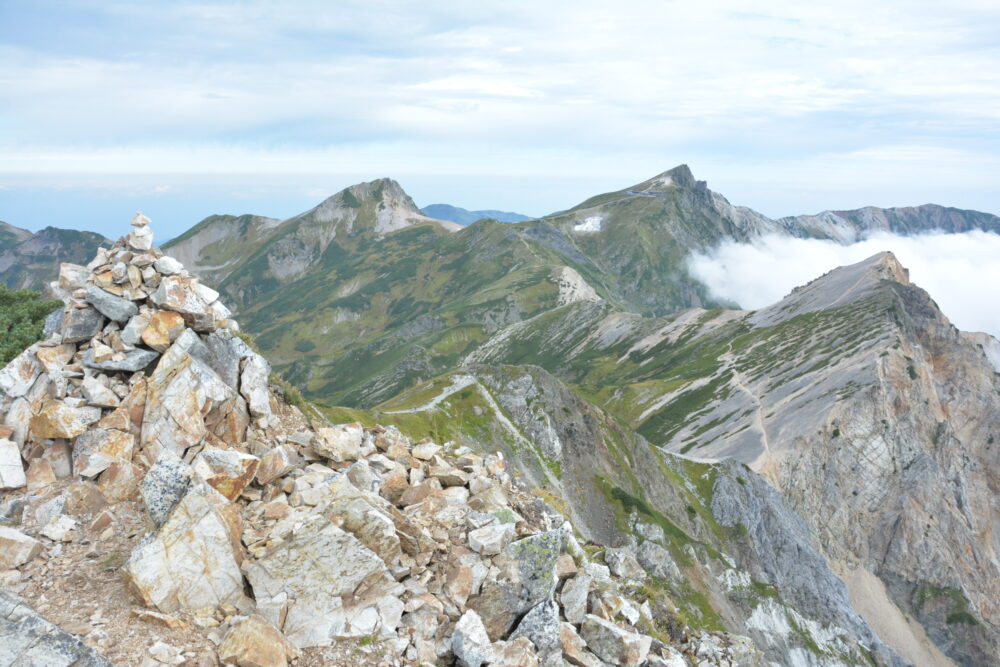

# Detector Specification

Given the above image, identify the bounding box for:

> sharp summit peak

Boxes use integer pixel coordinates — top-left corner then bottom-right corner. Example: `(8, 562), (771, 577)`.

(632, 163), (699, 190)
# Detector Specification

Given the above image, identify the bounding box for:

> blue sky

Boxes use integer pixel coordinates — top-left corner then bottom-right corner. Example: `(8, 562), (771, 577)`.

(2, 0), (999, 239)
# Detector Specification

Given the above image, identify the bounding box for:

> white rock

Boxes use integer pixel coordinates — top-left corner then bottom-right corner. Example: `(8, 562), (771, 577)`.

(0, 526), (42, 569)
(239, 354), (273, 426)
(148, 640), (184, 665)
(40, 515), (77, 542)
(243, 514), (402, 648)
(124, 482), (247, 614)
(314, 423), (363, 463)
(81, 376), (121, 408)
(468, 523), (515, 556)
(129, 225), (153, 251)
(0, 439), (26, 489)
(58, 263), (90, 290)
(452, 610), (494, 667)
(153, 256), (183, 275)
(410, 442), (442, 460)
(0, 347), (40, 398)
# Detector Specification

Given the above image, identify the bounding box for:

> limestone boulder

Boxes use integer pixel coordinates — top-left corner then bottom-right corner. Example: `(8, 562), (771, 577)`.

(239, 354), (273, 425)
(0, 526), (42, 569)
(35, 344), (76, 375)
(84, 286), (138, 323)
(192, 447), (259, 501)
(72, 428), (135, 478)
(218, 614), (299, 667)
(150, 276), (215, 331)
(560, 622), (602, 667)
(26, 458), (57, 490)
(255, 445), (298, 485)
(314, 423), (363, 463)
(57, 263), (89, 290)
(492, 637), (539, 667)
(29, 400), (101, 439)
(452, 610), (494, 667)
(129, 224), (153, 251)
(153, 256), (183, 275)
(124, 482), (247, 614)
(0, 438), (26, 489)
(579, 614), (651, 667)
(560, 572), (593, 625)
(120, 313), (150, 346)
(98, 460), (143, 502)
(468, 522), (515, 556)
(81, 347), (159, 373)
(142, 329), (240, 456)
(141, 311), (186, 352)
(243, 514), (402, 648)
(81, 376), (120, 408)
(0, 347), (41, 398)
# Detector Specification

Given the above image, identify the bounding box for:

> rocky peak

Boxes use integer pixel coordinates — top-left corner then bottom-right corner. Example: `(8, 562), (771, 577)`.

(634, 164), (699, 191)
(0, 216), (724, 666)
(753, 251), (914, 328)
(0, 220), (33, 248)
(305, 177), (457, 236)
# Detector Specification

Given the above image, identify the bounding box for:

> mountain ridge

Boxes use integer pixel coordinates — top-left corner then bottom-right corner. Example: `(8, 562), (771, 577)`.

(420, 204), (531, 225)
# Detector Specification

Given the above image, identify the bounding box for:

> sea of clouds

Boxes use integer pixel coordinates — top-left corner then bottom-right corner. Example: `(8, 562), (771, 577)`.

(688, 230), (1000, 339)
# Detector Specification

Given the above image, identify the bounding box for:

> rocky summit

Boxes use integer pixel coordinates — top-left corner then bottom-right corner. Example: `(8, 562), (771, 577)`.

(0, 217), (761, 665)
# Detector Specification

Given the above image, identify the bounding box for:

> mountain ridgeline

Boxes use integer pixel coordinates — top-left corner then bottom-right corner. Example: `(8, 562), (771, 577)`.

(2, 167), (998, 664)
(420, 204), (531, 225)
(0, 221), (109, 292)
(151, 167), (1000, 665)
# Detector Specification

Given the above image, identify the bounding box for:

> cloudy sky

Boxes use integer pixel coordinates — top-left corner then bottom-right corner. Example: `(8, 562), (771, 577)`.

(2, 0), (999, 238)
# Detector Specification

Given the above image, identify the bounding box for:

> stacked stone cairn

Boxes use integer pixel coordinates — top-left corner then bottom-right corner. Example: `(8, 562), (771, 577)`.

(0, 217), (729, 665)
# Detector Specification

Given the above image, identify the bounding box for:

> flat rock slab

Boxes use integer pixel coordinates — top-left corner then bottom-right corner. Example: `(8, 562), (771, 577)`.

(124, 482), (247, 614)
(81, 347), (160, 373)
(0, 590), (111, 666)
(84, 286), (138, 323)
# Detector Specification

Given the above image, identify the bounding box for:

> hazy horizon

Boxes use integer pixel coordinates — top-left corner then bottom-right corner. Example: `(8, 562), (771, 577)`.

(3, 1), (1000, 238)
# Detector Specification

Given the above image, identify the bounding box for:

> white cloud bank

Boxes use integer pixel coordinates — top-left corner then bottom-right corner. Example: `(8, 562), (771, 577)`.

(688, 230), (1000, 339)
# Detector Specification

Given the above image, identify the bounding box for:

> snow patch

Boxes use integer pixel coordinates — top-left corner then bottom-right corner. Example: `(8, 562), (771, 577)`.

(573, 216), (603, 233)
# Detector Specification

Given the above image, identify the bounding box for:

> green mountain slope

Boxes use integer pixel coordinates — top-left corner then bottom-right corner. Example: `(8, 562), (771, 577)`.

(457, 254), (1000, 665)
(0, 223), (109, 291)
(324, 364), (904, 665)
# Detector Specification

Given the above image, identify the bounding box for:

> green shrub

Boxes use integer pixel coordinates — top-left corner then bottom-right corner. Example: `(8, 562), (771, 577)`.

(0, 284), (61, 365)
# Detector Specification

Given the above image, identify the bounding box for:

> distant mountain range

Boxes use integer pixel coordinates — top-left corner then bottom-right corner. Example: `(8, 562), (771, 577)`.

(420, 203), (531, 225)
(0, 220), (109, 291)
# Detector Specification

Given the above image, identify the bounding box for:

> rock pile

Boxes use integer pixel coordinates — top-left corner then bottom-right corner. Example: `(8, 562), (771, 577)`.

(0, 217), (743, 665)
